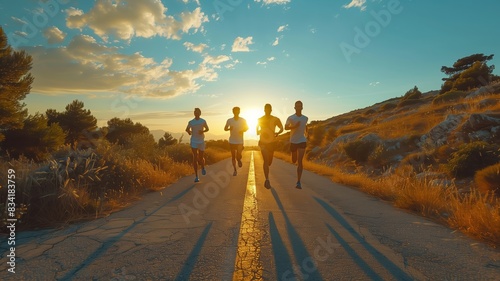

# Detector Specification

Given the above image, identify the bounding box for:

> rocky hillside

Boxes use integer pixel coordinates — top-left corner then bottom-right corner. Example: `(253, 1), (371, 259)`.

(279, 82), (500, 193)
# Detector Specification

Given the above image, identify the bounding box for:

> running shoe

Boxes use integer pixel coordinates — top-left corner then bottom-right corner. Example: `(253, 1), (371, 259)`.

(233, 170), (237, 176)
(264, 179), (271, 189)
(238, 159), (242, 168)
(194, 177), (200, 183)
(295, 181), (302, 189)
(201, 168), (206, 176)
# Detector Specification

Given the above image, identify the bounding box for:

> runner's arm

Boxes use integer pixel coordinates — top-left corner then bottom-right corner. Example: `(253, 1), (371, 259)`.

(275, 118), (284, 137)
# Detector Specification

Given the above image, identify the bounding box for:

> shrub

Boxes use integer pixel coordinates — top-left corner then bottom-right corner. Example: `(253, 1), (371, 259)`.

(398, 98), (423, 108)
(309, 125), (326, 147)
(364, 109), (376, 116)
(343, 139), (377, 163)
(447, 141), (500, 178)
(379, 103), (397, 112)
(401, 152), (436, 173)
(475, 163), (500, 196)
(164, 144), (193, 163)
(402, 86), (422, 101)
(353, 116), (369, 123)
(432, 90), (468, 104)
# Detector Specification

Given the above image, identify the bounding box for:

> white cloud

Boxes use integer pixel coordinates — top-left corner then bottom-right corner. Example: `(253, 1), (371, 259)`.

(202, 54), (231, 66)
(182, 0), (201, 5)
(255, 0), (291, 5)
(369, 81), (380, 86)
(343, 0), (367, 11)
(66, 0), (208, 41)
(43, 26), (66, 44)
(267, 57), (275, 61)
(232, 36), (253, 52)
(23, 35), (229, 98)
(184, 42), (208, 53)
(272, 37), (280, 46)
(277, 24), (288, 32)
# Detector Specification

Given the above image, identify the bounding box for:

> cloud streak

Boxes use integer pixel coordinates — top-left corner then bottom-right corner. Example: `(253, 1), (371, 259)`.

(343, 0), (367, 11)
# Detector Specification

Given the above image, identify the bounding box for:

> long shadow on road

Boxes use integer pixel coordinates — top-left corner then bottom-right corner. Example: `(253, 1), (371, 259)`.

(174, 221), (213, 281)
(268, 212), (294, 280)
(271, 188), (324, 281)
(59, 184), (197, 281)
(314, 197), (413, 281)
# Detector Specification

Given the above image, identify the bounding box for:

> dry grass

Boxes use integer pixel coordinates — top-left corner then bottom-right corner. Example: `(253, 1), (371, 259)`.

(447, 192), (500, 246)
(0, 141), (231, 230)
(274, 152), (500, 247)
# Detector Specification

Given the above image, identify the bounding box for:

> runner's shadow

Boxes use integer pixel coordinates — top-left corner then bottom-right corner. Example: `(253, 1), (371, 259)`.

(58, 184), (197, 280)
(174, 221), (213, 281)
(314, 197), (413, 281)
(268, 212), (294, 280)
(271, 188), (324, 281)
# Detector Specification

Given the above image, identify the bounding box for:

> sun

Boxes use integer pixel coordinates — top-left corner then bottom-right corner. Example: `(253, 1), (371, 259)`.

(241, 108), (262, 139)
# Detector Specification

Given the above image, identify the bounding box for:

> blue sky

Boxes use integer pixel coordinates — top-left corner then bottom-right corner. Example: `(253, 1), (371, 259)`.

(1, 0), (499, 139)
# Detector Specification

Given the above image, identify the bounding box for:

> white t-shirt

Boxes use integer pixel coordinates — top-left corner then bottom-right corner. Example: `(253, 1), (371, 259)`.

(286, 114), (308, 144)
(225, 117), (248, 144)
(188, 118), (207, 144)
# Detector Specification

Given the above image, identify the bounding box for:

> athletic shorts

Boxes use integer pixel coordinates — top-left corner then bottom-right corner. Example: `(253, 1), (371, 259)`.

(229, 143), (244, 151)
(191, 142), (205, 151)
(290, 142), (306, 152)
(258, 141), (275, 151)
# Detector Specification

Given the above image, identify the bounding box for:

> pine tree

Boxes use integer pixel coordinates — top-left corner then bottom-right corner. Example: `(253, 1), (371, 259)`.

(3, 114), (65, 161)
(159, 132), (178, 147)
(0, 26), (33, 142)
(47, 100), (97, 149)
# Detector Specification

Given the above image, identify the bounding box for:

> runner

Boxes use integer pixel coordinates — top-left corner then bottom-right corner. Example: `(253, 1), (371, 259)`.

(185, 108), (209, 183)
(285, 100), (308, 189)
(224, 107), (249, 176)
(257, 103), (283, 189)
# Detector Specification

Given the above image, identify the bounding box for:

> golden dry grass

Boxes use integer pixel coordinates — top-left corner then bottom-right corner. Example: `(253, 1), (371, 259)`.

(274, 152), (500, 247)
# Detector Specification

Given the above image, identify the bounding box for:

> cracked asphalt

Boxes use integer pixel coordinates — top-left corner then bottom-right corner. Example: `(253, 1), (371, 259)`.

(1, 151), (499, 280)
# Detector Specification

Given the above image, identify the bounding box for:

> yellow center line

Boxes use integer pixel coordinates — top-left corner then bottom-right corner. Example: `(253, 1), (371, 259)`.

(233, 152), (263, 280)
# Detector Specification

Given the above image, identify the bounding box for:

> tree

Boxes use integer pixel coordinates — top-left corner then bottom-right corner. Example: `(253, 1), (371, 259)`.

(46, 100), (97, 149)
(2, 114), (65, 161)
(440, 53), (497, 93)
(105, 117), (150, 145)
(158, 132), (178, 148)
(0, 26), (33, 142)
(402, 86), (422, 100)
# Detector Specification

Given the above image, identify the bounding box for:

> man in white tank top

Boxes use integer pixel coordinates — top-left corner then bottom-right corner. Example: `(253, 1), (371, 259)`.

(224, 107), (249, 176)
(185, 108), (209, 182)
(285, 101), (308, 189)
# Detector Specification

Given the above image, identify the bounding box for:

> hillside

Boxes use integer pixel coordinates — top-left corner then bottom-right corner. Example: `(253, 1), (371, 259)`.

(278, 82), (500, 194)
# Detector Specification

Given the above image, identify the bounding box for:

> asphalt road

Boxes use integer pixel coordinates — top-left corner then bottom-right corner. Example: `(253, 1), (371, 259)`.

(1, 151), (499, 280)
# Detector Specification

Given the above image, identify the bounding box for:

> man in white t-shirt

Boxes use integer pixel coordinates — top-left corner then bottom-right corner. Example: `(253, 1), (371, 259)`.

(224, 107), (249, 176)
(185, 108), (209, 183)
(257, 103), (283, 189)
(285, 100), (308, 189)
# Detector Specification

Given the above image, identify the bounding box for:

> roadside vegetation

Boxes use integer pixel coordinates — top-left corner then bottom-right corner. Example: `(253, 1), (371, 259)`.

(0, 26), (230, 230)
(276, 53), (500, 247)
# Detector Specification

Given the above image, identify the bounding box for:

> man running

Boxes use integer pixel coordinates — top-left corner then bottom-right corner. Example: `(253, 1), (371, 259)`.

(257, 103), (283, 189)
(285, 100), (308, 189)
(224, 107), (249, 176)
(185, 108), (209, 183)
